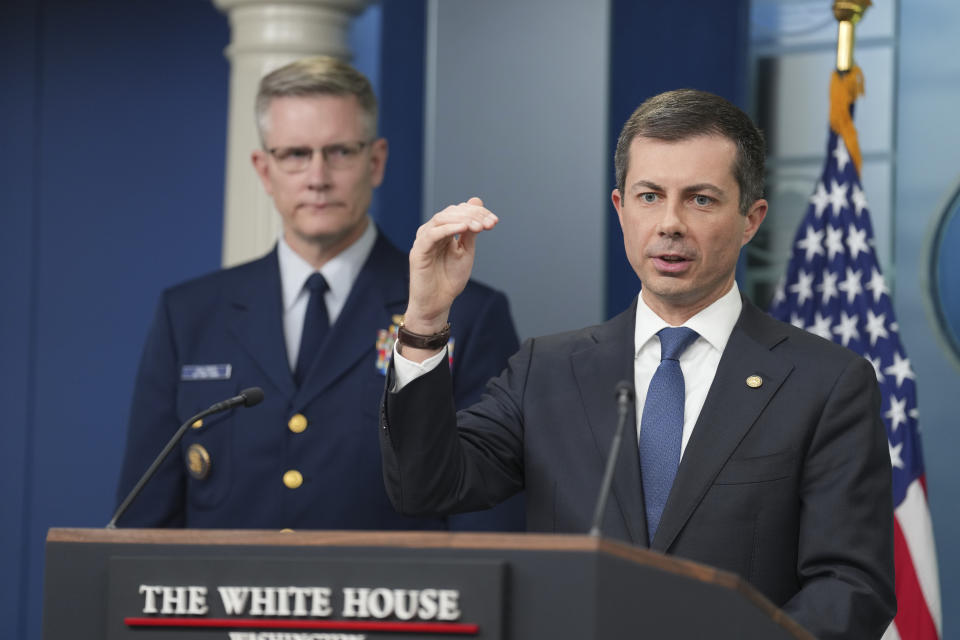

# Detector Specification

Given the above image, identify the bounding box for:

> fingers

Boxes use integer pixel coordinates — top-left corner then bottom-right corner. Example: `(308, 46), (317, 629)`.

(433, 199), (498, 232)
(414, 199), (499, 250)
(415, 222), (471, 255)
(406, 199), (493, 330)
(459, 228), (477, 255)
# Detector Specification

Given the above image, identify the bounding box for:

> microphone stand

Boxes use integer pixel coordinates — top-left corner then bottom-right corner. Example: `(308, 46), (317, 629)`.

(589, 382), (634, 537)
(107, 388), (263, 528)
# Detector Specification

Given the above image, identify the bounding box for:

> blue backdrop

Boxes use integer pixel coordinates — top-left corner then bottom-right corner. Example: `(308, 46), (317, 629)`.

(1, 1), (228, 638)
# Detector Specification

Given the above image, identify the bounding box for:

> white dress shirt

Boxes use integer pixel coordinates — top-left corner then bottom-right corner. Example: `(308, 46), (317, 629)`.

(278, 220), (377, 371)
(393, 341), (449, 390)
(633, 283), (742, 459)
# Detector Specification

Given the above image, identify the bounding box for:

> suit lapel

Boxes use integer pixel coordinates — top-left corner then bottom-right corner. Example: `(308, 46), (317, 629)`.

(652, 300), (794, 552)
(572, 301), (649, 546)
(225, 249), (297, 401)
(294, 234), (408, 408)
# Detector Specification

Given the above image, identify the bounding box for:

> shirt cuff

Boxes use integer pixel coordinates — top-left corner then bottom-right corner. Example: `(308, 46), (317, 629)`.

(392, 343), (448, 392)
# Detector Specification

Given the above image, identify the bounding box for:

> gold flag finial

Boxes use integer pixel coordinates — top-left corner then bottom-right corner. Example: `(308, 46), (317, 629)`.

(833, 0), (871, 72)
(829, 1), (869, 175)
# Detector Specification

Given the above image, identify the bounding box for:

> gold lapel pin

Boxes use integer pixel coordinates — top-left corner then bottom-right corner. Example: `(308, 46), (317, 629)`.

(746, 375), (763, 388)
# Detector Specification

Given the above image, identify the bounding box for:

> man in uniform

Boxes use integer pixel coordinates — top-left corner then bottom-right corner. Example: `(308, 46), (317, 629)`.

(116, 57), (523, 530)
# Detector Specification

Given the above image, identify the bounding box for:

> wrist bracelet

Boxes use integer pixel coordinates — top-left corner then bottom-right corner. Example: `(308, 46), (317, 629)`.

(397, 321), (451, 350)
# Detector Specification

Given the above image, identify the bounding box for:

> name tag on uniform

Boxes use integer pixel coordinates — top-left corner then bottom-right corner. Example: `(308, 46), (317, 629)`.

(181, 364), (232, 381)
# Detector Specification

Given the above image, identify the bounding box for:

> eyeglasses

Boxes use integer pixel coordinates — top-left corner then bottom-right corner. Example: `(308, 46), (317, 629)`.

(266, 140), (372, 173)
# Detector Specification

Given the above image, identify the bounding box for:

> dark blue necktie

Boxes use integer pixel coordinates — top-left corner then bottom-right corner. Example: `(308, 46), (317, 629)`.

(639, 326), (699, 541)
(294, 272), (329, 387)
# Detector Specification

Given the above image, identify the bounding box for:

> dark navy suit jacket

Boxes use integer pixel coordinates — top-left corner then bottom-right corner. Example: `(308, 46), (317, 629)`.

(381, 297), (896, 639)
(116, 231), (523, 530)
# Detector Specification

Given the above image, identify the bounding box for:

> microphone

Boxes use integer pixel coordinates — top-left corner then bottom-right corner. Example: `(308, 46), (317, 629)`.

(107, 387), (264, 528)
(589, 381), (635, 537)
(208, 387), (265, 412)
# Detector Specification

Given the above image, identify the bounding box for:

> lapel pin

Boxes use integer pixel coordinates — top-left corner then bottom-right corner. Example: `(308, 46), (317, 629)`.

(746, 375), (763, 388)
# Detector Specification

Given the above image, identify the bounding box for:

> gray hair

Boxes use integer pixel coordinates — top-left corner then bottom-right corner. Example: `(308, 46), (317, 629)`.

(255, 56), (378, 144)
(614, 89), (766, 214)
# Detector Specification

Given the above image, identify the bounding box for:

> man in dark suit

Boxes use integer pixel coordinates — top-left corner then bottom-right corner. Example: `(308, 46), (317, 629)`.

(115, 57), (523, 531)
(380, 90), (896, 638)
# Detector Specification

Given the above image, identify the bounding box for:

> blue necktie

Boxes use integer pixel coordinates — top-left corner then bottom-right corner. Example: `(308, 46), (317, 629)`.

(294, 272), (329, 387)
(639, 326), (699, 541)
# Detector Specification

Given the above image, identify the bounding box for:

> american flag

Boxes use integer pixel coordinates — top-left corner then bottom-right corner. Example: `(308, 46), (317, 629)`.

(768, 71), (941, 640)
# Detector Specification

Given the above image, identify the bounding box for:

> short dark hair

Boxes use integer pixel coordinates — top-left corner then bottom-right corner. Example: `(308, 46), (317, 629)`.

(255, 56), (378, 145)
(614, 89), (766, 214)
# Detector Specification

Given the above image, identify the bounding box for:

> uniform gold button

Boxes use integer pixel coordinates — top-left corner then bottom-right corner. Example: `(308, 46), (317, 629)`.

(192, 418), (203, 429)
(746, 375), (763, 388)
(283, 470), (303, 489)
(288, 413), (308, 433)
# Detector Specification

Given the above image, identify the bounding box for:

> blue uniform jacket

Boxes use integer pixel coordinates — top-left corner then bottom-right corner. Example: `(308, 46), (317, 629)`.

(116, 232), (523, 530)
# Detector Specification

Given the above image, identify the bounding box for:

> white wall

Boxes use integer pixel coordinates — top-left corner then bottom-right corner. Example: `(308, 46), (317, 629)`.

(423, 0), (610, 340)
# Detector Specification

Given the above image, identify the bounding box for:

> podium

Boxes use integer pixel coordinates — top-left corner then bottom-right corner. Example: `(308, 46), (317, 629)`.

(44, 528), (812, 639)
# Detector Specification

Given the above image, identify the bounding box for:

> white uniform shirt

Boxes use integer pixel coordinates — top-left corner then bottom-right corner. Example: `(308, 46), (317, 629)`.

(278, 220), (377, 371)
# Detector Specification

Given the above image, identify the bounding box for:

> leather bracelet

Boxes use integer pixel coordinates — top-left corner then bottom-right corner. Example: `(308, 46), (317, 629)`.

(397, 321), (451, 350)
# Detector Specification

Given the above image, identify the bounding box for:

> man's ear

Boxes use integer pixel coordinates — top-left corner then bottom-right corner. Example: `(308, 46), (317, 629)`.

(741, 198), (768, 246)
(251, 149), (274, 196)
(612, 188), (625, 228)
(369, 137), (388, 188)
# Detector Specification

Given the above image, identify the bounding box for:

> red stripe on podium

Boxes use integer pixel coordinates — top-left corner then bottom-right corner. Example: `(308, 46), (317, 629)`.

(125, 617), (479, 634)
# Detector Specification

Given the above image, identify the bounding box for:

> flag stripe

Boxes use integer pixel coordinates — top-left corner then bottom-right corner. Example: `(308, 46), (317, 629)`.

(883, 620), (903, 640)
(892, 517), (939, 640)
(895, 478), (942, 633)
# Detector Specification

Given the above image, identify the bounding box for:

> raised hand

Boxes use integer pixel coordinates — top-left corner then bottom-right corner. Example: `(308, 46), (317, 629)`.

(402, 197), (499, 352)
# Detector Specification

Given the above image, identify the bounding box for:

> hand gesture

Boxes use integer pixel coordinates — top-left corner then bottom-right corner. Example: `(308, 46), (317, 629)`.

(403, 197), (499, 335)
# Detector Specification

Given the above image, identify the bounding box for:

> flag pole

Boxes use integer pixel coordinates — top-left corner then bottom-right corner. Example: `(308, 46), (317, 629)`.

(829, 0), (870, 176)
(833, 0), (871, 73)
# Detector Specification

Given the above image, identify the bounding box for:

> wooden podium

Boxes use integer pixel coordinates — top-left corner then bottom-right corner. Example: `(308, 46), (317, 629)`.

(44, 528), (813, 639)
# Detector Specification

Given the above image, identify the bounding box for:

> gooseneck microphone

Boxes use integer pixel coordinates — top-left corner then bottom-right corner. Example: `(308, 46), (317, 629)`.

(208, 387), (265, 413)
(107, 387), (264, 528)
(588, 381), (635, 537)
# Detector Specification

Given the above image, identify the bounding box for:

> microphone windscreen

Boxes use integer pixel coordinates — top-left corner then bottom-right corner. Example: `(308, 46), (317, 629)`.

(240, 387), (265, 407)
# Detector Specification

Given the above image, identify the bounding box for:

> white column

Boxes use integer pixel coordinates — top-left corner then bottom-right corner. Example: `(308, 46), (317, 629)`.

(213, 0), (371, 267)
